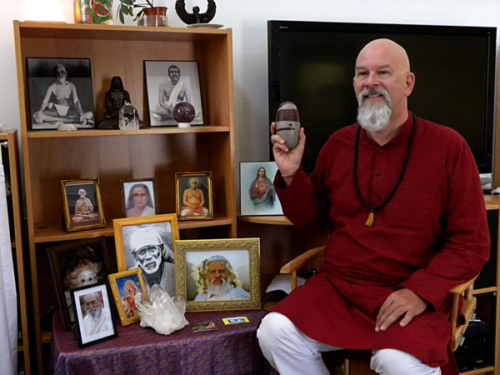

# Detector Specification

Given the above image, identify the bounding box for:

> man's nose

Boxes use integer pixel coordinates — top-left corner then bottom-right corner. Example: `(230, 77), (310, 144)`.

(364, 72), (379, 88)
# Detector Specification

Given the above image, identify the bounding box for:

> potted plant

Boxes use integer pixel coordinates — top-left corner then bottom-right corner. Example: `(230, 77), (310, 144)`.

(117, 0), (166, 25)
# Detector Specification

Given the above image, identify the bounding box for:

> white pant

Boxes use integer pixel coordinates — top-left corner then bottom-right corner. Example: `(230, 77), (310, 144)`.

(257, 312), (442, 375)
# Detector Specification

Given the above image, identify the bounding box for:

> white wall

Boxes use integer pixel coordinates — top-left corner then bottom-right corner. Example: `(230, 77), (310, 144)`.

(2, 0), (500, 166)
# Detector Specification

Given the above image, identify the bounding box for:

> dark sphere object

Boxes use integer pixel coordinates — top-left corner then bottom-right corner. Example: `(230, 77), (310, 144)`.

(173, 102), (196, 126)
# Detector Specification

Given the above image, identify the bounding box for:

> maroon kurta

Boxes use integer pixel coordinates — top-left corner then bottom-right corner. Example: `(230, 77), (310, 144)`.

(273, 114), (490, 373)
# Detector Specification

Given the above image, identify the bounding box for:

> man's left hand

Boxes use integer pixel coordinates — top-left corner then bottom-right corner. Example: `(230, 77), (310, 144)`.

(375, 288), (427, 332)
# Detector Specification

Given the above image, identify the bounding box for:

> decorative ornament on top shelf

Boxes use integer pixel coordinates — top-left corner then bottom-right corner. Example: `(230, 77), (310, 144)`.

(175, 0), (218, 27)
(74, 0), (113, 24)
(117, 0), (168, 26)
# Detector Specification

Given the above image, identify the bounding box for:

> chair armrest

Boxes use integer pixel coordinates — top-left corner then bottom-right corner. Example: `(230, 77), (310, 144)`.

(449, 276), (478, 352)
(280, 246), (325, 274)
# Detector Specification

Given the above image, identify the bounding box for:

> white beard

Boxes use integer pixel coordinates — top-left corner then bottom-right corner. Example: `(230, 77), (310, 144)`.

(357, 88), (392, 132)
(206, 278), (232, 297)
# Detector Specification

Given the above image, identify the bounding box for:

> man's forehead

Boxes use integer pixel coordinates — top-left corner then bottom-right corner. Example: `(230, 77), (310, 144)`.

(208, 260), (226, 269)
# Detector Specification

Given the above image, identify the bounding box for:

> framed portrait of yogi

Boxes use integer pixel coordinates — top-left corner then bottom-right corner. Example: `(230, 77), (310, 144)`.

(240, 161), (283, 216)
(113, 214), (179, 297)
(71, 283), (118, 347)
(26, 57), (95, 130)
(121, 178), (159, 218)
(61, 178), (106, 232)
(175, 238), (261, 312)
(175, 171), (213, 221)
(144, 60), (204, 126)
(47, 237), (111, 331)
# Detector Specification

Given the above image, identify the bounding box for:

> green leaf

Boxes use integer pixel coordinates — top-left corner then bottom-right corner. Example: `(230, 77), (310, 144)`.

(119, 10), (125, 23)
(121, 0), (134, 6)
(120, 5), (130, 14)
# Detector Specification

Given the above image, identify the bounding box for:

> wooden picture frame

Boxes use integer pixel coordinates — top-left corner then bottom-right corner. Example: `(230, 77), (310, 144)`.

(108, 268), (149, 326)
(113, 214), (179, 297)
(120, 178), (159, 218)
(144, 60), (204, 126)
(26, 57), (95, 130)
(61, 178), (106, 232)
(175, 238), (261, 312)
(71, 283), (118, 347)
(47, 237), (111, 331)
(175, 171), (213, 220)
(240, 161), (283, 216)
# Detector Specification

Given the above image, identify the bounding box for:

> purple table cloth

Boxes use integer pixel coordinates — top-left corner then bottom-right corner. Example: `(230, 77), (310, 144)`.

(51, 309), (270, 375)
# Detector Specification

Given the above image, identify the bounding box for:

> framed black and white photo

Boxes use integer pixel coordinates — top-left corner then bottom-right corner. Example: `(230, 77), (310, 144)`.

(175, 238), (261, 312)
(240, 162), (283, 216)
(121, 178), (159, 218)
(61, 179), (106, 232)
(144, 60), (204, 126)
(71, 283), (118, 347)
(113, 214), (179, 297)
(26, 57), (95, 130)
(47, 237), (111, 331)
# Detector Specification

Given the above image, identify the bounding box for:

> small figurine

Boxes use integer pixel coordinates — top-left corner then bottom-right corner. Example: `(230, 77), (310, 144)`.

(275, 101), (300, 150)
(99, 76), (142, 129)
(175, 0), (216, 25)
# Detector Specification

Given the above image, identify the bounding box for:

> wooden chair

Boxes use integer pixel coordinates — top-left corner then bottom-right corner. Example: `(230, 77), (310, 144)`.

(280, 245), (477, 374)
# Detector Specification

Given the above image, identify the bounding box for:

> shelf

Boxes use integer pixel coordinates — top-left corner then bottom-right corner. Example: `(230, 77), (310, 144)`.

(41, 331), (51, 344)
(17, 22), (230, 43)
(237, 214), (293, 226)
(460, 367), (495, 375)
(27, 126), (230, 139)
(34, 214), (234, 243)
(474, 287), (497, 295)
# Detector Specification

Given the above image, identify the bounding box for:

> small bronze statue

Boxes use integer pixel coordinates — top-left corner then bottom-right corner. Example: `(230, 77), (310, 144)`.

(175, 0), (216, 25)
(99, 76), (142, 129)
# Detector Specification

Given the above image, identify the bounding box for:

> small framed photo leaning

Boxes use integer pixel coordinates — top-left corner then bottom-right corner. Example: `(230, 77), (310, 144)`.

(113, 214), (179, 298)
(121, 178), (159, 218)
(26, 57), (95, 130)
(240, 161), (283, 216)
(47, 237), (111, 331)
(175, 238), (261, 312)
(71, 283), (118, 348)
(108, 268), (149, 326)
(175, 171), (213, 221)
(61, 178), (106, 232)
(144, 60), (204, 127)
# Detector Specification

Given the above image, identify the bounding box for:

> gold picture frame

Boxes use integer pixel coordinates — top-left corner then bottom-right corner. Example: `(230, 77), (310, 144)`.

(175, 238), (261, 312)
(175, 171), (213, 220)
(113, 214), (179, 297)
(108, 268), (149, 326)
(61, 178), (106, 232)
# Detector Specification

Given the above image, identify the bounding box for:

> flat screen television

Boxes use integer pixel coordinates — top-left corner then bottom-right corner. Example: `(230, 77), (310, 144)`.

(268, 20), (497, 176)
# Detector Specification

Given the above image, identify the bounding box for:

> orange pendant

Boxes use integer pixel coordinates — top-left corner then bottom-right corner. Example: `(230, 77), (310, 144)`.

(365, 211), (374, 227)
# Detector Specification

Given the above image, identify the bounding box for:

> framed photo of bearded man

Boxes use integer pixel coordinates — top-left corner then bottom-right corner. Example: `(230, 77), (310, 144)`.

(175, 171), (213, 220)
(61, 178), (106, 232)
(113, 214), (179, 298)
(26, 57), (95, 130)
(175, 238), (261, 312)
(71, 283), (118, 347)
(144, 60), (204, 127)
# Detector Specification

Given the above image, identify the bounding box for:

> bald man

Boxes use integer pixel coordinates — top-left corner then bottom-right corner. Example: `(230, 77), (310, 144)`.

(258, 39), (489, 375)
(129, 227), (175, 296)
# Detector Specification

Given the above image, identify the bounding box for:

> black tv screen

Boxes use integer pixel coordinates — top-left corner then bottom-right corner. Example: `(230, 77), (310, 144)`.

(268, 21), (497, 175)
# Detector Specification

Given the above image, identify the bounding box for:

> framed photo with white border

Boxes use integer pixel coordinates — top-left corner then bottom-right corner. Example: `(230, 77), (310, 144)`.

(240, 162), (283, 216)
(145, 60), (204, 126)
(175, 238), (261, 312)
(71, 283), (118, 347)
(120, 178), (159, 218)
